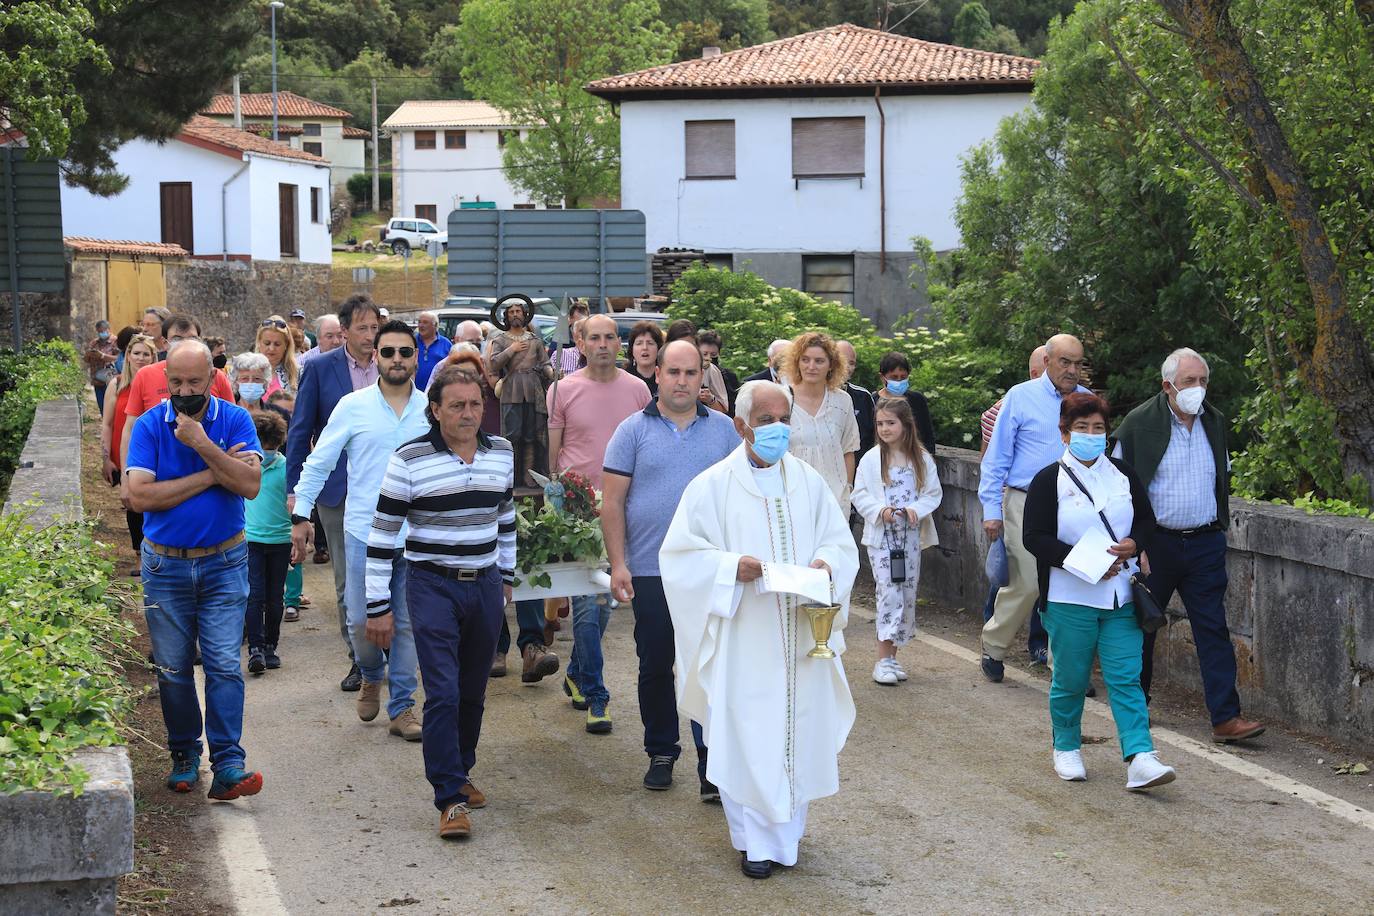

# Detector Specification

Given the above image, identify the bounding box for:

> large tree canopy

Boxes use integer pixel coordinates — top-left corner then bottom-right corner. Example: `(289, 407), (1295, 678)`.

(456, 0), (674, 207)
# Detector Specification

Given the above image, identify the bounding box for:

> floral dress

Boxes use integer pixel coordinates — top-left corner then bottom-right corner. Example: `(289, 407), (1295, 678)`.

(868, 464), (921, 645)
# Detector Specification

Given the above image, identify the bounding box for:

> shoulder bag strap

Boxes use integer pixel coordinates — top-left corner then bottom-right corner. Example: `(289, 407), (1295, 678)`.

(1057, 460), (1120, 543)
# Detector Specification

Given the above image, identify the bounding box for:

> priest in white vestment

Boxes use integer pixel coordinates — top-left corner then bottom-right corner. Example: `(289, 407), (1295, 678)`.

(659, 381), (860, 879)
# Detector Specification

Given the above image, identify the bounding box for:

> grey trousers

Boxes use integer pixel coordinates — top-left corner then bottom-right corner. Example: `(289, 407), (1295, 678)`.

(316, 500), (354, 662)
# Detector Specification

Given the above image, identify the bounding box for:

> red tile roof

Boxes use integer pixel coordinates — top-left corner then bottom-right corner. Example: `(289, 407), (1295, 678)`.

(65, 237), (189, 258)
(586, 24), (1038, 99)
(202, 91), (353, 120)
(178, 116), (328, 163)
(243, 122), (304, 137)
(342, 125), (371, 139)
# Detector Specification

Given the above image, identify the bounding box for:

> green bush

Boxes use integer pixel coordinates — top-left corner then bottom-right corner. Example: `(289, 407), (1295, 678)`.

(346, 171), (392, 207)
(667, 264), (1005, 445)
(0, 339), (84, 500)
(0, 515), (138, 795)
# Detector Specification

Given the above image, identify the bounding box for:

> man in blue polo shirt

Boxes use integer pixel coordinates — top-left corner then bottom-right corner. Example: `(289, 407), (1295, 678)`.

(414, 310), (452, 390)
(126, 340), (265, 801)
(601, 339), (740, 798)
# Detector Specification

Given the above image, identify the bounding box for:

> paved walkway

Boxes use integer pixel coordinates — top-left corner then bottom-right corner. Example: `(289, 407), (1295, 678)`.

(196, 563), (1374, 915)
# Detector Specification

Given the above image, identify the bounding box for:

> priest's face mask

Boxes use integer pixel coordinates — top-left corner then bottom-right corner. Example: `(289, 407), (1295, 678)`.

(735, 389), (793, 465)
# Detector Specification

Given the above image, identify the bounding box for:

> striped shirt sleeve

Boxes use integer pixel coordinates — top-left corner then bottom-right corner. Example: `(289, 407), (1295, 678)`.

(366, 451), (412, 617)
(497, 458), (516, 585)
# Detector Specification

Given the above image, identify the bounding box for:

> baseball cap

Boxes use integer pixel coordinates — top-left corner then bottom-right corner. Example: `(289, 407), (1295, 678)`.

(289, 308), (307, 318)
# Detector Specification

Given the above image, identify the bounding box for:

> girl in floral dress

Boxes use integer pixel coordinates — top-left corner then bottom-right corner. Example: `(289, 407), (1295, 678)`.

(851, 398), (943, 685)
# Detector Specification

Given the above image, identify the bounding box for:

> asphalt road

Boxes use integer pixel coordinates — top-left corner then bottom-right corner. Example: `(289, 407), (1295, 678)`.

(192, 563), (1374, 915)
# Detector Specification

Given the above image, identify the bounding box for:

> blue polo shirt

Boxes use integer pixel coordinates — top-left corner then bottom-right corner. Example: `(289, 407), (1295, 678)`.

(126, 397), (263, 548)
(603, 401), (739, 576)
(415, 332), (453, 389)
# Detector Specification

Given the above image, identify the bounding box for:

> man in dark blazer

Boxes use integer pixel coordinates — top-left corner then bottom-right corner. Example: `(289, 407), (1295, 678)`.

(836, 340), (875, 456)
(286, 294), (381, 692)
(743, 339), (790, 385)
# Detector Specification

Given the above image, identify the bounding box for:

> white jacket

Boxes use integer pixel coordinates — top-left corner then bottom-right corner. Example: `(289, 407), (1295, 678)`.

(850, 448), (942, 550)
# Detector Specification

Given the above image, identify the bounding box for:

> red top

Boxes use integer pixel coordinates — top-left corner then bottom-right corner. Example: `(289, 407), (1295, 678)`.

(110, 382), (133, 469)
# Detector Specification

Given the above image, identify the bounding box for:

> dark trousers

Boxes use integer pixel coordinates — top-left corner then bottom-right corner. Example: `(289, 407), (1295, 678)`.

(311, 507), (327, 551)
(497, 599), (549, 655)
(632, 576), (707, 779)
(246, 541), (291, 650)
(126, 508), (145, 553)
(1143, 529), (1241, 726)
(408, 563), (505, 810)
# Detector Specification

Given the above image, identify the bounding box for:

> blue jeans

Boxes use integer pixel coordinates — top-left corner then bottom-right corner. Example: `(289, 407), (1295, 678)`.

(344, 533), (418, 719)
(1041, 601), (1153, 760)
(983, 584), (1048, 656)
(407, 563), (505, 810)
(633, 577), (707, 778)
(497, 599), (548, 655)
(142, 540), (250, 772)
(567, 593), (612, 706)
(1143, 529), (1241, 725)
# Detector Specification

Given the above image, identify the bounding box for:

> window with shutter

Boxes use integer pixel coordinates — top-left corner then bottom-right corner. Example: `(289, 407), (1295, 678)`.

(416, 205), (438, 224)
(304, 141), (323, 157)
(415, 130), (436, 150)
(791, 117), (865, 179)
(279, 184), (298, 258)
(684, 120), (736, 179)
(310, 187), (322, 224)
(302, 123), (322, 137)
(445, 130), (466, 149)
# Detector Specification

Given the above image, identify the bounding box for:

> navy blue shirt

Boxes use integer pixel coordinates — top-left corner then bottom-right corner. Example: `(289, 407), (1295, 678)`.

(415, 332), (453, 390)
(126, 397), (262, 548)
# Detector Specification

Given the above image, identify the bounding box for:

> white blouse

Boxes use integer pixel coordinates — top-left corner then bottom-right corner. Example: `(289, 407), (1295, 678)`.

(1050, 448), (1136, 610)
(788, 387), (860, 514)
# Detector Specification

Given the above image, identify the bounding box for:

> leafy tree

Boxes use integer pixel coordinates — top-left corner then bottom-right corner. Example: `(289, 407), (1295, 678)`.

(457, 0), (674, 207)
(660, 0), (773, 58)
(953, 2), (995, 47)
(275, 0), (402, 71)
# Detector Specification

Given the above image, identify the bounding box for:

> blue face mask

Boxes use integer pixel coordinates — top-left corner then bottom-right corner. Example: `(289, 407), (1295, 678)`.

(238, 382), (266, 403)
(98, 330), (110, 340)
(750, 421), (790, 464)
(885, 378), (909, 396)
(1068, 432), (1107, 461)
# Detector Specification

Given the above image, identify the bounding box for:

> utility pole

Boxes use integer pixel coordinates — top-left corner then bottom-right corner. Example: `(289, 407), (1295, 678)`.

(270, 1), (285, 141)
(232, 74), (243, 129)
(371, 79), (380, 212)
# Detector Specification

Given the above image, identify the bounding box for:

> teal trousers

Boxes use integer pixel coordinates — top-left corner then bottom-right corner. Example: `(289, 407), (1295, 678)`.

(1042, 601), (1154, 760)
(284, 562), (303, 608)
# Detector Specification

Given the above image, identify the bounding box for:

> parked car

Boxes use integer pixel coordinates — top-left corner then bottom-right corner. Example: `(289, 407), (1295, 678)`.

(379, 217), (447, 256)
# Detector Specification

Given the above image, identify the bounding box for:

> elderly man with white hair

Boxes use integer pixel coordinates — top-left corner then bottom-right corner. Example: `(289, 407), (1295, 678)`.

(660, 379), (859, 879)
(414, 310), (452, 389)
(743, 340), (792, 385)
(299, 315), (343, 368)
(1111, 348), (1265, 745)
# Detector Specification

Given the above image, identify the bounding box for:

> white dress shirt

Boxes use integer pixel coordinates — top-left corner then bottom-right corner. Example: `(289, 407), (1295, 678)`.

(1049, 449), (1136, 610)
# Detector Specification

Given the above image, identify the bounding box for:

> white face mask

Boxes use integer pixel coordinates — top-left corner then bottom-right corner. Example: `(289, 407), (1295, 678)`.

(1171, 382), (1205, 415)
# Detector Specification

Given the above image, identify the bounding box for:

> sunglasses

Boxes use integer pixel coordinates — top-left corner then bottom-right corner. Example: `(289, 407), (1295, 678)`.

(260, 318), (288, 329)
(379, 346), (416, 359)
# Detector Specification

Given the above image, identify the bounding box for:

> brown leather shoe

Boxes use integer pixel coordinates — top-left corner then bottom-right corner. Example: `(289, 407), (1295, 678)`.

(438, 802), (471, 839)
(462, 781), (486, 808)
(520, 643), (560, 683)
(1212, 716), (1265, 743)
(490, 653), (507, 678)
(388, 707), (423, 741)
(312, 549), (330, 565)
(356, 680), (383, 722)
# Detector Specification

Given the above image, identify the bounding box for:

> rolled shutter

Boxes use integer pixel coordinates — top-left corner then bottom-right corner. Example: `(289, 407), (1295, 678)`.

(685, 120), (736, 179)
(791, 117), (865, 178)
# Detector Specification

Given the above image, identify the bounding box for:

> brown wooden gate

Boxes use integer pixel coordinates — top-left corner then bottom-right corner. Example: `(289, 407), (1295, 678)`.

(159, 182), (194, 253)
(279, 184), (297, 258)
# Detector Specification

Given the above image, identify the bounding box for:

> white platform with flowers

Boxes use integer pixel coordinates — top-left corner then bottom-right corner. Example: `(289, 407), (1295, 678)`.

(510, 560), (611, 602)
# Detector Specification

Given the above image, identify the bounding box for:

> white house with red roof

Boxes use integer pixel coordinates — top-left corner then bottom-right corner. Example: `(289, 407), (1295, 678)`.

(587, 24), (1039, 326)
(200, 91), (368, 193)
(59, 116), (332, 264)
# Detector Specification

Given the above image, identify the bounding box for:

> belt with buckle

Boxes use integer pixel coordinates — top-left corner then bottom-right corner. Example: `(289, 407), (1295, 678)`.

(1159, 523), (1221, 538)
(413, 561), (491, 581)
(145, 531), (246, 559)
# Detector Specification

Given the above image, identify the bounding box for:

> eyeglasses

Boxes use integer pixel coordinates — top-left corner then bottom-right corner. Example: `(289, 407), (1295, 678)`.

(379, 346), (416, 359)
(260, 319), (288, 329)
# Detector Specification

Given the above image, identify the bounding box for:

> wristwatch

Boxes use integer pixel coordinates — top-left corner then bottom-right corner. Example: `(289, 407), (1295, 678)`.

(290, 514), (311, 527)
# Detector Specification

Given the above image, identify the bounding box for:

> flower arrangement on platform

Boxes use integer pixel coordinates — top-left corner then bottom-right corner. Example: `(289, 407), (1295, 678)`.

(515, 469), (604, 588)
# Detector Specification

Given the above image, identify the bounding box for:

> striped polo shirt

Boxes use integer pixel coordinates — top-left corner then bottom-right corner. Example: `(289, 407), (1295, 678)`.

(365, 426), (516, 617)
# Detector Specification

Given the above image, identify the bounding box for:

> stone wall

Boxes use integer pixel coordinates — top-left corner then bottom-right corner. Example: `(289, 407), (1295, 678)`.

(0, 400), (134, 915)
(165, 259), (330, 350)
(921, 446), (1374, 753)
(0, 288), (73, 347)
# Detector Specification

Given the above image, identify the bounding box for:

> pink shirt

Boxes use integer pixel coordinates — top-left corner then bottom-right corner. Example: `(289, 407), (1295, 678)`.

(547, 369), (651, 490)
(346, 348), (378, 391)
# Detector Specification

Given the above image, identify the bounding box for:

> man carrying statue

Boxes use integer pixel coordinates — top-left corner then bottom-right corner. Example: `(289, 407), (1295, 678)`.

(659, 380), (860, 880)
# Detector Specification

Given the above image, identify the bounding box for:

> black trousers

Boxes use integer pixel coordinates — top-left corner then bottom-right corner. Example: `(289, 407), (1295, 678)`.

(246, 541), (291, 650)
(632, 576), (706, 778)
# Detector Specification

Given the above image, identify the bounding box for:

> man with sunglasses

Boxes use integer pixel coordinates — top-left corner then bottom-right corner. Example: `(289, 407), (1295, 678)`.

(290, 320), (431, 741)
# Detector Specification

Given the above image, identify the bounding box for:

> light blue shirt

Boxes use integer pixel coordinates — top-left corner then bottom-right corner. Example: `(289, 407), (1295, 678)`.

(979, 372), (1090, 521)
(293, 383), (431, 543)
(1148, 410), (1217, 529)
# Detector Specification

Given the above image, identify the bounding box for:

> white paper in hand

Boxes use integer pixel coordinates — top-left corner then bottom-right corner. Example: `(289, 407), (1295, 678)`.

(1062, 528), (1116, 584)
(754, 562), (833, 605)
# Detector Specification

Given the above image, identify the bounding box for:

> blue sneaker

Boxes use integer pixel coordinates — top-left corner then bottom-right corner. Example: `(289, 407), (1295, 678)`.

(585, 700), (612, 734)
(207, 766), (263, 800)
(166, 754), (200, 793)
(980, 654), (1005, 683)
(1029, 647), (1049, 667)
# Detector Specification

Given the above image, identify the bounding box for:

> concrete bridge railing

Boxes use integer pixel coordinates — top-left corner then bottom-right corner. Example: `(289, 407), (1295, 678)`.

(920, 446), (1374, 753)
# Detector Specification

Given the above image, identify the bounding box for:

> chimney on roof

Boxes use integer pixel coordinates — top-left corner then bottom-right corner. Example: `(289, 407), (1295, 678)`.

(702, 46), (721, 59)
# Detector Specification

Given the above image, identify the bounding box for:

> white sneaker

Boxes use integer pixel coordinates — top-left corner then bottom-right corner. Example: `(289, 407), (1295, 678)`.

(887, 658), (909, 681)
(1053, 749), (1087, 781)
(1126, 751), (1176, 790)
(872, 660), (899, 685)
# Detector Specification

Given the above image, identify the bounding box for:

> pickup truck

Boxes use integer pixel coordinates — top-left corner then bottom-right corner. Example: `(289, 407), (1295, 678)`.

(379, 217), (447, 255)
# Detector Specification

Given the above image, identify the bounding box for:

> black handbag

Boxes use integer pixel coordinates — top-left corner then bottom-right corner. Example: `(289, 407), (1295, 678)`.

(1057, 461), (1167, 634)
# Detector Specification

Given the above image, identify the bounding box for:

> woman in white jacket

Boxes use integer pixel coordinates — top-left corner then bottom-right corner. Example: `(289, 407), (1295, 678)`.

(851, 398), (943, 685)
